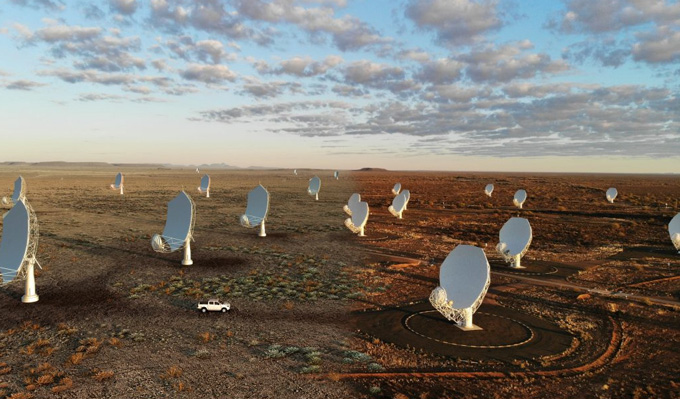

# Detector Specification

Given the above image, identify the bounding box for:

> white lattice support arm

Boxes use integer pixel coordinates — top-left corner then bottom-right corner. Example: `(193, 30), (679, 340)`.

(672, 233), (680, 251)
(343, 205), (352, 216)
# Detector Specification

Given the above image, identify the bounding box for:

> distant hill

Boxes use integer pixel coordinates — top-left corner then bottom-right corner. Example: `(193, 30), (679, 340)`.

(356, 167), (388, 172)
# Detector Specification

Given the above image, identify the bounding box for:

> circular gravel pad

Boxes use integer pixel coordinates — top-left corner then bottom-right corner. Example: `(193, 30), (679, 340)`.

(354, 302), (573, 362)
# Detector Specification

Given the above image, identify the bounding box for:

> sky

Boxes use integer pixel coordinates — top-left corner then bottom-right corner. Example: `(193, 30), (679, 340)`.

(0, 0), (679, 172)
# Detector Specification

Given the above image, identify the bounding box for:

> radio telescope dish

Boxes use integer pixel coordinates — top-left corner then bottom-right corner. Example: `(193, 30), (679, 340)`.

(0, 199), (41, 303)
(196, 168), (200, 173)
(513, 189), (527, 209)
(294, 169), (297, 176)
(669, 213), (680, 253)
(497, 217), (532, 268)
(2, 176), (26, 207)
(392, 183), (401, 196)
(606, 187), (618, 203)
(240, 184), (270, 237)
(429, 245), (490, 331)
(403, 189), (411, 210)
(345, 201), (369, 237)
(484, 184), (494, 197)
(151, 191), (196, 266)
(334, 171), (339, 180)
(343, 193), (361, 216)
(389, 191), (408, 219)
(197, 174), (211, 198)
(307, 176), (321, 200)
(110, 173), (124, 195)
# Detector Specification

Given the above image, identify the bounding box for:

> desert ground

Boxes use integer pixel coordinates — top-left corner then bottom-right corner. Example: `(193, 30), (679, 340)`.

(0, 165), (679, 399)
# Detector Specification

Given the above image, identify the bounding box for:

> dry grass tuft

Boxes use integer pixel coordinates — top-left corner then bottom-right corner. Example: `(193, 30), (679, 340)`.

(108, 337), (122, 347)
(93, 370), (115, 382)
(198, 332), (213, 343)
(162, 366), (183, 379)
(7, 392), (34, 399)
(51, 377), (73, 393)
(68, 352), (85, 365)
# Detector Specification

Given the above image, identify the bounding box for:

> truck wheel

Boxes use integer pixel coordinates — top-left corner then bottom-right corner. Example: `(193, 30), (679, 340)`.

(201, 308), (207, 313)
(221, 308), (227, 313)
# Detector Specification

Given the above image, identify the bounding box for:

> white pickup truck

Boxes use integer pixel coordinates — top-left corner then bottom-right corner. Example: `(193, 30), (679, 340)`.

(197, 299), (231, 313)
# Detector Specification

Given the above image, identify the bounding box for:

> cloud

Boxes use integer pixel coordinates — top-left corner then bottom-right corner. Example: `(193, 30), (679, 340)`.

(405, 0), (502, 46)
(110, 0), (137, 15)
(632, 26), (680, 64)
(342, 60), (404, 85)
(39, 68), (137, 85)
(460, 42), (569, 83)
(416, 58), (464, 84)
(150, 0), (270, 45)
(261, 55), (343, 77)
(562, 37), (630, 67)
(549, 0), (680, 34)
(8, 0), (64, 12)
(165, 36), (237, 64)
(4, 79), (48, 90)
(195, 82), (680, 157)
(15, 23), (146, 72)
(234, 0), (392, 50)
(179, 63), (237, 83)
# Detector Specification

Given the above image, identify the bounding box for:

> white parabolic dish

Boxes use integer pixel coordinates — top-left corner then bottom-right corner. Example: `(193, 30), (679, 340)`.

(308, 176), (321, 195)
(389, 191), (407, 218)
(159, 191), (194, 252)
(439, 245), (490, 308)
(513, 189), (527, 208)
(241, 185), (270, 228)
(669, 213), (680, 251)
(345, 201), (369, 236)
(343, 193), (361, 216)
(113, 173), (122, 188)
(392, 183), (401, 196)
(606, 187), (618, 203)
(497, 217), (532, 267)
(429, 245), (490, 330)
(485, 184), (494, 197)
(0, 199), (30, 283)
(3, 176), (26, 206)
(199, 174), (210, 192)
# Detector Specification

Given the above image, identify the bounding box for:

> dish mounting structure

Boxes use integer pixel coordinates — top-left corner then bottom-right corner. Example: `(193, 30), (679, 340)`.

(0, 198), (42, 303)
(151, 191), (196, 266)
(110, 172), (124, 195)
(606, 187), (618, 203)
(334, 171), (339, 180)
(513, 189), (527, 209)
(484, 184), (494, 197)
(198, 174), (211, 197)
(403, 189), (411, 210)
(344, 200), (369, 237)
(496, 217), (532, 268)
(240, 184), (270, 237)
(307, 176), (321, 200)
(2, 176), (26, 207)
(669, 213), (680, 253)
(429, 245), (490, 331)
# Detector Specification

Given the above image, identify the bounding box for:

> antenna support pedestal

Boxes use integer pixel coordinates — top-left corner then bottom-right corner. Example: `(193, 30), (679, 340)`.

(182, 241), (193, 266)
(21, 262), (39, 303)
(456, 308), (482, 331)
(510, 255), (525, 269)
(120, 185), (124, 195)
(259, 221), (266, 237)
(358, 226), (365, 237)
(315, 193), (318, 201)
(206, 189), (210, 198)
